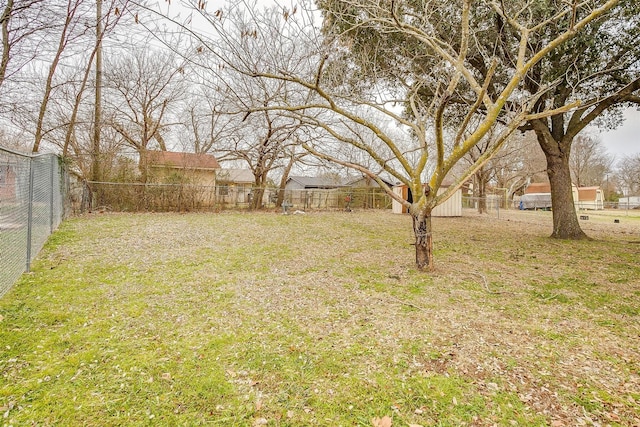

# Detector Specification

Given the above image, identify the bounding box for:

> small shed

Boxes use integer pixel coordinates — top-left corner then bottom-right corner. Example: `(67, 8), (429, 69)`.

(575, 186), (604, 210)
(392, 184), (462, 217)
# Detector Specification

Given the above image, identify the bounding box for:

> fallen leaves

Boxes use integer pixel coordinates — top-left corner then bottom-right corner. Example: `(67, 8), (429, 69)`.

(252, 417), (268, 426)
(3, 211), (640, 425)
(371, 415), (392, 427)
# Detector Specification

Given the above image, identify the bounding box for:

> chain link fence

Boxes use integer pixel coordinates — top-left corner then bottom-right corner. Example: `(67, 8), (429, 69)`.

(0, 146), (67, 297)
(462, 195), (506, 217)
(75, 181), (393, 213)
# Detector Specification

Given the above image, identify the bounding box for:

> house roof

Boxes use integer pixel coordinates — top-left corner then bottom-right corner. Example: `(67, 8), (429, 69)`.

(287, 176), (347, 188)
(347, 175), (395, 188)
(217, 168), (255, 184)
(524, 182), (551, 194)
(577, 186), (601, 201)
(143, 151), (220, 170)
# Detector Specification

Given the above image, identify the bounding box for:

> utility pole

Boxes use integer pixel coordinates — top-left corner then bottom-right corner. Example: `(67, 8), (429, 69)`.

(92, 0), (103, 183)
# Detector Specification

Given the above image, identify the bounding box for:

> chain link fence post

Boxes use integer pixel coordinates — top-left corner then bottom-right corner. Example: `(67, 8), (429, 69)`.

(1, 146), (67, 297)
(25, 155), (35, 273)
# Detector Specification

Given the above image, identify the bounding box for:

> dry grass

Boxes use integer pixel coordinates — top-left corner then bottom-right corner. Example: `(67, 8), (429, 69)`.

(1, 209), (639, 426)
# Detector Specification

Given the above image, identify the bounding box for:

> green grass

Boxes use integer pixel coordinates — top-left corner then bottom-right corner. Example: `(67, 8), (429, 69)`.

(1, 211), (639, 426)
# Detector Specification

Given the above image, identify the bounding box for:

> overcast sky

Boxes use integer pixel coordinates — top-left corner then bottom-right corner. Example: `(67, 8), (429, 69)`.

(157, 1), (639, 165)
(595, 109), (640, 162)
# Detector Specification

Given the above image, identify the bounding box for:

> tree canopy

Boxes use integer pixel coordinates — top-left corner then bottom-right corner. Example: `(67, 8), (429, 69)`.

(171, 0), (620, 269)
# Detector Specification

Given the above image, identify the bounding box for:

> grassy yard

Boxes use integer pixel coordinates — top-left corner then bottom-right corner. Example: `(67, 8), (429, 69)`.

(1, 210), (639, 426)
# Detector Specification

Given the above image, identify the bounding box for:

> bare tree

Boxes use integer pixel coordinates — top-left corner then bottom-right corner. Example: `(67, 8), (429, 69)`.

(490, 132), (547, 202)
(274, 141), (308, 208)
(146, 0), (617, 270)
(569, 133), (613, 188)
(31, 0), (95, 153)
(177, 87), (240, 154)
(461, 128), (497, 214)
(62, 0), (130, 182)
(0, 0), (47, 99)
(104, 46), (187, 179)
(617, 154), (640, 196)
(0, 0), (133, 166)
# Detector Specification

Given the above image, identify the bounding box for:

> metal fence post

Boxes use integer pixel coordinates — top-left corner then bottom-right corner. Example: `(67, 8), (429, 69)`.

(26, 156), (35, 273)
(50, 155), (55, 233)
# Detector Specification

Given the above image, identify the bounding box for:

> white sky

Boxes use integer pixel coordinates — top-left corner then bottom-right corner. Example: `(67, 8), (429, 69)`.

(154, 1), (640, 164)
(597, 108), (640, 162)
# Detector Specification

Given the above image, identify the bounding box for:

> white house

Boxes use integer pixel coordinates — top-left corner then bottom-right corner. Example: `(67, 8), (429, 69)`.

(619, 196), (640, 209)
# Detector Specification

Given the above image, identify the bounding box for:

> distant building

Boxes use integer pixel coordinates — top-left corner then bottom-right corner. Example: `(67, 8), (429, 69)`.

(284, 176), (347, 191)
(141, 150), (220, 186)
(519, 182), (604, 210)
(282, 176), (348, 209)
(618, 196), (640, 209)
(216, 168), (255, 205)
(347, 175), (395, 189)
(575, 187), (604, 210)
(0, 159), (18, 200)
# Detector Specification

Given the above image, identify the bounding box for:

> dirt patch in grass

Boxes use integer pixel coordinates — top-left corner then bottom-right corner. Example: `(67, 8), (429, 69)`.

(1, 210), (639, 426)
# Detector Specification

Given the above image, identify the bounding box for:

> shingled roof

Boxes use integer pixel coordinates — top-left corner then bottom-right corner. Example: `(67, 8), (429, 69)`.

(217, 168), (255, 184)
(577, 186), (601, 201)
(524, 182), (551, 194)
(286, 176), (347, 188)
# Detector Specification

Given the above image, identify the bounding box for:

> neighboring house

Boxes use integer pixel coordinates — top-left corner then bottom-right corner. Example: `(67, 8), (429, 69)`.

(284, 176), (348, 209)
(284, 176), (347, 191)
(347, 175), (395, 189)
(618, 196), (640, 209)
(346, 175), (395, 209)
(524, 182), (552, 194)
(0, 161), (17, 200)
(392, 183), (463, 217)
(519, 182), (604, 210)
(141, 151), (220, 186)
(216, 168), (255, 205)
(137, 151), (221, 210)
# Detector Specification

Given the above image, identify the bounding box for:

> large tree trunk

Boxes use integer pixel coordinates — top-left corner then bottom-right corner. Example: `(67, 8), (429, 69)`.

(544, 144), (589, 240)
(251, 187), (264, 210)
(532, 120), (589, 240)
(476, 170), (487, 214)
(276, 153), (296, 208)
(411, 208), (434, 271)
